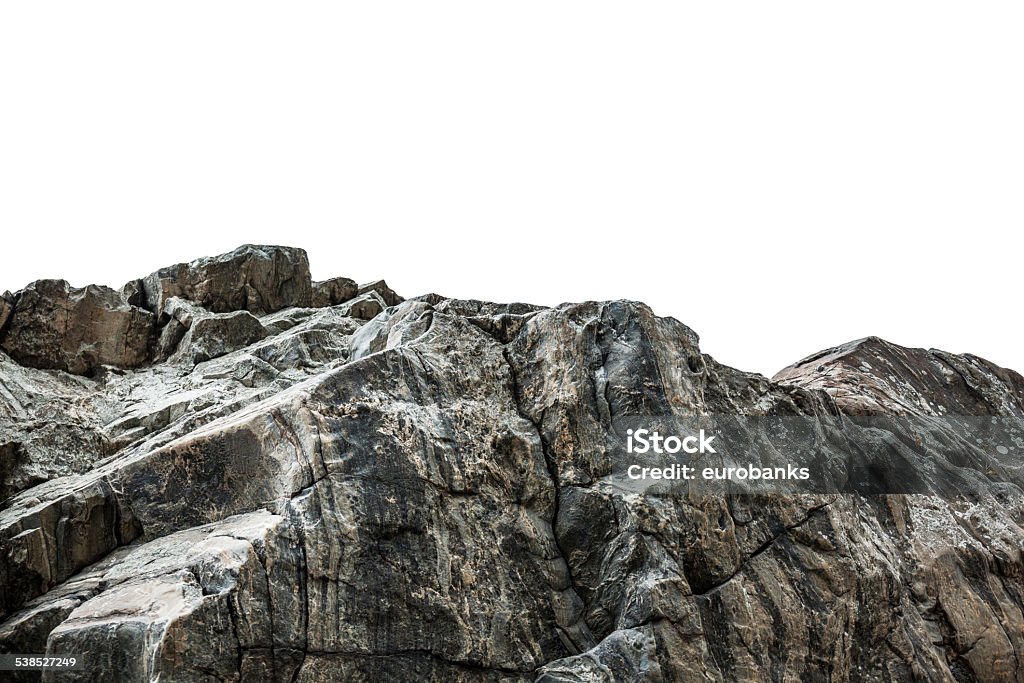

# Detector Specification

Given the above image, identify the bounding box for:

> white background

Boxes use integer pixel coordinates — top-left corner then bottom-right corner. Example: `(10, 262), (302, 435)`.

(1, 3), (1021, 376)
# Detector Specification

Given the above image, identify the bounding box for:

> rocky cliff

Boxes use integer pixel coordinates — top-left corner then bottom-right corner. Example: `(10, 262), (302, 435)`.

(1, 246), (1022, 682)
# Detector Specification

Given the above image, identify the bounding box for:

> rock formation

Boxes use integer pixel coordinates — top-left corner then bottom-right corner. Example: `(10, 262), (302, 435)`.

(1, 280), (153, 375)
(0, 245), (1022, 682)
(139, 244), (315, 315)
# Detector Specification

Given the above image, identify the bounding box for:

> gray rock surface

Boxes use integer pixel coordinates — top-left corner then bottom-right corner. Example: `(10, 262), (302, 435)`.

(0, 292), (14, 333)
(337, 291), (387, 321)
(0, 246), (395, 379)
(162, 299), (268, 366)
(1, 248), (1023, 682)
(0, 280), (153, 375)
(140, 244), (313, 315)
(357, 279), (404, 307)
(311, 277), (358, 308)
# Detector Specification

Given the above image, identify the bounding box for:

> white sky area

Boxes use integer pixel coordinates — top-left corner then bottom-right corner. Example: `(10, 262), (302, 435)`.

(1, 3), (1021, 377)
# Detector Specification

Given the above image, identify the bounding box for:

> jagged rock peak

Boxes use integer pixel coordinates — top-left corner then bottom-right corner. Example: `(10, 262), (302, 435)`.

(0, 245), (402, 376)
(774, 335), (1024, 417)
(137, 244), (314, 315)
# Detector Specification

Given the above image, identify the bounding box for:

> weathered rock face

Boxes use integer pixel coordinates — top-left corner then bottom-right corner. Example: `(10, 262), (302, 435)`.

(311, 277), (358, 308)
(0, 353), (109, 502)
(0, 280), (153, 375)
(0, 246), (397, 380)
(775, 336), (1024, 417)
(0, 292), (14, 333)
(1, 247), (1023, 682)
(159, 298), (268, 366)
(357, 279), (404, 307)
(140, 244), (314, 315)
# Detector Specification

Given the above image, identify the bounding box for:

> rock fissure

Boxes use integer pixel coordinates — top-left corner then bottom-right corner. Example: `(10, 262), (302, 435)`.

(694, 501), (833, 597)
(1, 247), (1023, 682)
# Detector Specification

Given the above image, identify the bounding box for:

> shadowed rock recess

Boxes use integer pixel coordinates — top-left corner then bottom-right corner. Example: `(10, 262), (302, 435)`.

(1, 245), (1023, 682)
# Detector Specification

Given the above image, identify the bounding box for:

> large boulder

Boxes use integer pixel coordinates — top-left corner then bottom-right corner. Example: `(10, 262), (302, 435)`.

(140, 244), (313, 315)
(152, 296), (268, 366)
(336, 291), (387, 320)
(311, 276), (358, 307)
(169, 309), (268, 366)
(357, 279), (403, 307)
(0, 280), (153, 375)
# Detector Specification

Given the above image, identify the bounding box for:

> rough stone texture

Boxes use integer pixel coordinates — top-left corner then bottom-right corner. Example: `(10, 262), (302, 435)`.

(311, 277), (358, 308)
(0, 246), (396, 379)
(357, 279), (404, 307)
(775, 335), (1024, 417)
(1, 249), (1023, 682)
(0, 353), (109, 504)
(0, 280), (153, 375)
(337, 291), (387, 321)
(141, 244), (314, 316)
(0, 292), (14, 333)
(159, 298), (269, 367)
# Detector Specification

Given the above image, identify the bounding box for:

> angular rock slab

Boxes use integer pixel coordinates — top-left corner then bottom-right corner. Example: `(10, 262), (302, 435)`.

(141, 244), (313, 316)
(0, 280), (153, 375)
(33, 511), (305, 683)
(311, 277), (357, 308)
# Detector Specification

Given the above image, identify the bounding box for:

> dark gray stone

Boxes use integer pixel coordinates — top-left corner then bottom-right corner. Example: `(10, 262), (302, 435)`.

(357, 279), (403, 307)
(0, 280), (153, 375)
(169, 309), (267, 366)
(0, 249), (1022, 682)
(0, 292), (14, 335)
(311, 277), (358, 307)
(141, 244), (313, 315)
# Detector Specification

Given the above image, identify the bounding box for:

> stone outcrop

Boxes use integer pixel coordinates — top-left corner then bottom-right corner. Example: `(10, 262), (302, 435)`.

(0, 280), (153, 375)
(140, 244), (314, 315)
(357, 279), (403, 307)
(159, 298), (268, 366)
(311, 277), (358, 308)
(0, 292), (14, 333)
(0, 246), (397, 379)
(775, 335), (1024, 417)
(1, 246), (1022, 682)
